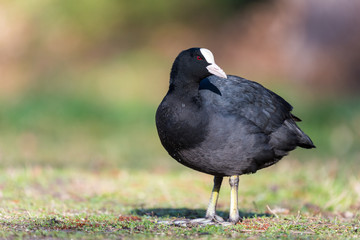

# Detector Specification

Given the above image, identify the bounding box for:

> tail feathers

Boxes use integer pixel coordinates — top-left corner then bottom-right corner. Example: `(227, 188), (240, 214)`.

(270, 119), (315, 156)
(298, 135), (316, 149)
(291, 113), (302, 122)
(286, 119), (316, 149)
(297, 131), (315, 149)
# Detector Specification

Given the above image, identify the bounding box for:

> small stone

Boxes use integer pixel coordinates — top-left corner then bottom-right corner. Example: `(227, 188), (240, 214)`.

(343, 211), (354, 219)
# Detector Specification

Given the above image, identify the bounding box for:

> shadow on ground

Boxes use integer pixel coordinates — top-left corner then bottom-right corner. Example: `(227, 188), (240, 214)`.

(132, 208), (271, 219)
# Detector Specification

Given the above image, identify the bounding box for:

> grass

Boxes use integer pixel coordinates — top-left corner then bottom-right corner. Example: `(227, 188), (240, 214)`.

(0, 94), (359, 238)
(0, 93), (359, 168)
(0, 161), (359, 239)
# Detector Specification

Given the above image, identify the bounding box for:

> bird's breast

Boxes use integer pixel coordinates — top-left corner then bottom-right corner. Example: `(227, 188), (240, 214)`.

(156, 99), (209, 156)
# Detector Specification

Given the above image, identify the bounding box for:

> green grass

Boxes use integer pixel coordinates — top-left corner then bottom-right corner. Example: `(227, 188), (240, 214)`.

(0, 93), (165, 170)
(0, 161), (359, 239)
(0, 94), (359, 238)
(0, 93), (359, 168)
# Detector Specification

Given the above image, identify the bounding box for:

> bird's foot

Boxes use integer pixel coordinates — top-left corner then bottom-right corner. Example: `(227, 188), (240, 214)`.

(228, 216), (241, 225)
(209, 214), (226, 223)
(186, 215), (241, 226)
(157, 215), (241, 226)
(157, 215), (228, 226)
(189, 215), (225, 225)
(189, 215), (238, 226)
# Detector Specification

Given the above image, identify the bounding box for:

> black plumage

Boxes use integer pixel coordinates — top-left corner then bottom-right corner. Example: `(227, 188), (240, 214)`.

(155, 48), (315, 223)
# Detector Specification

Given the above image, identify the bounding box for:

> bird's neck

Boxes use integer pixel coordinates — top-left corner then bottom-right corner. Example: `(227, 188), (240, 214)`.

(168, 74), (202, 103)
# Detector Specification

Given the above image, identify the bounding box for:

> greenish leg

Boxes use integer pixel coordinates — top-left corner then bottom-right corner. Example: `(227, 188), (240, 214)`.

(229, 175), (240, 223)
(205, 176), (223, 219)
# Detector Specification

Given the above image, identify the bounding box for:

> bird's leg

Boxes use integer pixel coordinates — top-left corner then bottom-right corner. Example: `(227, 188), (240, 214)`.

(229, 175), (240, 223)
(205, 176), (223, 221)
(188, 176), (223, 225)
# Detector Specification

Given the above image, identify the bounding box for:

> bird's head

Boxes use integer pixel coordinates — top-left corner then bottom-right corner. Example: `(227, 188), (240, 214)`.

(170, 48), (227, 82)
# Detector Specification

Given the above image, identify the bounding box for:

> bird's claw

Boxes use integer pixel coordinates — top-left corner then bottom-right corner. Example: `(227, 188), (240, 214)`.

(188, 215), (234, 226)
(208, 214), (225, 223)
(157, 215), (238, 226)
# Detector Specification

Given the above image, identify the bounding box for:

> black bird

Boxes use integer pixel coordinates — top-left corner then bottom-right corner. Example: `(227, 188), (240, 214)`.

(155, 48), (315, 224)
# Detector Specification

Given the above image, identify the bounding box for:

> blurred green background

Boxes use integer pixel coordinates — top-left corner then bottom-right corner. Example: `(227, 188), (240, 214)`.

(0, 0), (359, 171)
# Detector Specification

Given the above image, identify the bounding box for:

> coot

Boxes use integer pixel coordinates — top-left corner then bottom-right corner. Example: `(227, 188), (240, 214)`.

(156, 48), (315, 223)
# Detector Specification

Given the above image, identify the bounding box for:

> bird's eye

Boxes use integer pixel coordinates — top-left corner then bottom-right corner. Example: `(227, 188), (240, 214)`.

(196, 56), (203, 61)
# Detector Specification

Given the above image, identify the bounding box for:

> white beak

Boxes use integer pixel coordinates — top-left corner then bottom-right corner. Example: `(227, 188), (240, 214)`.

(206, 63), (227, 79)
